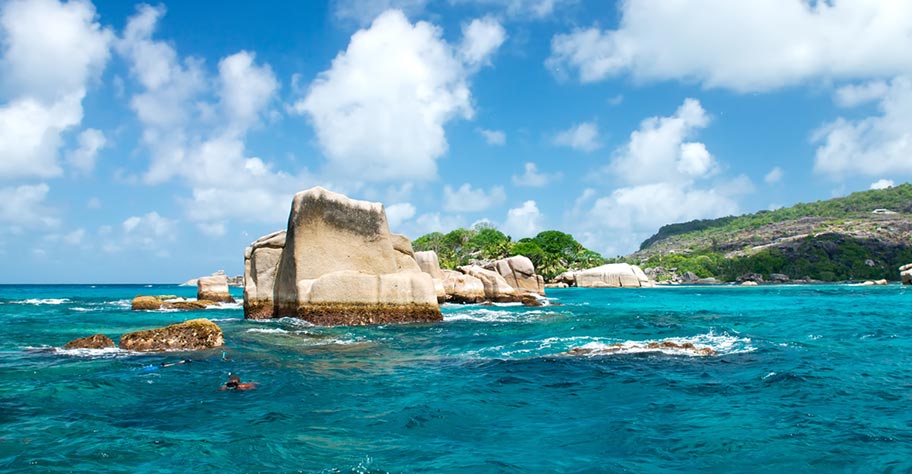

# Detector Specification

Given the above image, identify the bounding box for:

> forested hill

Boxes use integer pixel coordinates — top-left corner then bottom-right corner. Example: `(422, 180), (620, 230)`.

(631, 184), (912, 282)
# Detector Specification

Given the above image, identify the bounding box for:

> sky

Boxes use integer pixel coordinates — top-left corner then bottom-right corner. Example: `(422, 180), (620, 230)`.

(1, 0), (911, 283)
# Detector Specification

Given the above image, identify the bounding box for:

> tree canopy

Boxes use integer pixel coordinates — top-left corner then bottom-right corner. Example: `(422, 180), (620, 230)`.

(412, 225), (605, 280)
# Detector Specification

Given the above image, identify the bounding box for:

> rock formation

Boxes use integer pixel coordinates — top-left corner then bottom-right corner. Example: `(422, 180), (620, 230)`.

(119, 318), (224, 352)
(131, 295), (219, 311)
(741, 281), (758, 287)
(441, 269), (486, 303)
(244, 230), (286, 319)
(572, 263), (654, 288)
(64, 334), (115, 349)
(458, 265), (520, 302)
(485, 255), (545, 295)
(901, 264), (912, 285)
(198, 273), (235, 303)
(249, 187), (440, 325)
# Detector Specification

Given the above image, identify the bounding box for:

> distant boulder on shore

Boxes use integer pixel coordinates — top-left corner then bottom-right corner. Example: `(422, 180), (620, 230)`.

(198, 274), (235, 303)
(901, 264), (912, 285)
(560, 263), (654, 288)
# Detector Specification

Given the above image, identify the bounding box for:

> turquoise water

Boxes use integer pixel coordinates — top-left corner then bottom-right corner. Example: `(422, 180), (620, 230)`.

(1, 284), (911, 472)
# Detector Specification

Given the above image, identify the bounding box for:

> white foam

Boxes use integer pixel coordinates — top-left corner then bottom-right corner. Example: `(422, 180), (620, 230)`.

(246, 328), (294, 334)
(565, 330), (754, 358)
(444, 308), (548, 323)
(12, 298), (70, 305)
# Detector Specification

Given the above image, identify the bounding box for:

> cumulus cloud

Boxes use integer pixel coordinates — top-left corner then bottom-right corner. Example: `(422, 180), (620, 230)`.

(870, 179), (894, 190)
(443, 183), (506, 212)
(451, 0), (574, 19)
(573, 99), (746, 256)
(546, 1), (912, 92)
(764, 166), (784, 185)
(512, 162), (560, 187)
(478, 128), (506, 145)
(0, 183), (59, 230)
(118, 5), (315, 233)
(104, 211), (177, 254)
(0, 0), (112, 181)
(835, 80), (890, 108)
(294, 10), (504, 181)
(502, 200), (543, 238)
(553, 121), (601, 152)
(66, 128), (106, 175)
(385, 202), (417, 229)
(459, 17), (507, 67)
(814, 76), (912, 179)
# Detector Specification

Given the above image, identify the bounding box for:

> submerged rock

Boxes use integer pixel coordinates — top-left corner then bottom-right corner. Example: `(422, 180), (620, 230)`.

(119, 318), (224, 352)
(566, 341), (716, 357)
(64, 334), (115, 349)
(197, 274), (235, 303)
(131, 295), (219, 311)
(254, 187), (440, 325)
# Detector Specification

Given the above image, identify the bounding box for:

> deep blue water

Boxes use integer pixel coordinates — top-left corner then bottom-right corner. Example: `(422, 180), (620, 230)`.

(1, 284), (911, 473)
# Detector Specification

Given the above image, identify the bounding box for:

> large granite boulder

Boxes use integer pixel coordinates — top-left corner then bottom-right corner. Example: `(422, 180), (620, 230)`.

(441, 269), (486, 303)
(901, 264), (912, 285)
(458, 265), (520, 302)
(485, 255), (545, 295)
(266, 187), (441, 325)
(415, 251), (445, 280)
(574, 263), (654, 288)
(243, 230), (286, 319)
(198, 273), (235, 303)
(119, 319), (224, 352)
(64, 334), (115, 349)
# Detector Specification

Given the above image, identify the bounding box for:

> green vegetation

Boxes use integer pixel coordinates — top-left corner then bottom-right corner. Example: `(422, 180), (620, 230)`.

(412, 225), (605, 280)
(640, 183), (912, 251)
(632, 184), (912, 282)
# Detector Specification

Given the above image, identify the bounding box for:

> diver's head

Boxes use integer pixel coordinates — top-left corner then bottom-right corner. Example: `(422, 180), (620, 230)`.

(226, 375), (240, 388)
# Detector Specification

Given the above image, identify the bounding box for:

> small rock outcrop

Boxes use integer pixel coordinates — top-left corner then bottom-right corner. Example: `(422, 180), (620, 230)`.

(250, 187), (441, 325)
(858, 279), (888, 286)
(441, 269), (486, 303)
(573, 264), (654, 288)
(485, 255), (545, 295)
(901, 264), (912, 285)
(64, 334), (115, 349)
(198, 273), (235, 303)
(131, 295), (218, 311)
(119, 319), (224, 352)
(741, 281), (758, 287)
(244, 230), (286, 319)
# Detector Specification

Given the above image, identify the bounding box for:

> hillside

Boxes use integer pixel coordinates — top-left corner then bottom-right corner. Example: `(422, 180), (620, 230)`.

(629, 184), (912, 282)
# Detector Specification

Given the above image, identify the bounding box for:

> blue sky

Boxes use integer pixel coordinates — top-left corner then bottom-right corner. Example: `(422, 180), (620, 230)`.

(1, 0), (910, 283)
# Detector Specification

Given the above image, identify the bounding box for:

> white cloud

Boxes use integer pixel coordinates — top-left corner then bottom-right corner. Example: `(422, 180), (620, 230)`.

(66, 128), (106, 174)
(764, 166), (784, 184)
(385, 202), (417, 229)
(62, 228), (85, 245)
(835, 80), (889, 108)
(451, 0), (573, 19)
(502, 200), (543, 238)
(546, 1), (912, 92)
(118, 6), (315, 233)
(573, 99), (746, 256)
(459, 17), (506, 67)
(553, 121), (601, 152)
(609, 98), (712, 184)
(399, 212), (466, 238)
(512, 162), (560, 187)
(333, 0), (428, 25)
(870, 179), (894, 190)
(814, 76), (912, 179)
(478, 128), (506, 145)
(120, 211), (177, 250)
(443, 183), (506, 212)
(0, 0), (111, 180)
(294, 10), (503, 181)
(0, 183), (59, 230)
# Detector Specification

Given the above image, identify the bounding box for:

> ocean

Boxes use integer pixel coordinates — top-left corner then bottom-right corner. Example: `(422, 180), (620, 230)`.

(1, 284), (910, 473)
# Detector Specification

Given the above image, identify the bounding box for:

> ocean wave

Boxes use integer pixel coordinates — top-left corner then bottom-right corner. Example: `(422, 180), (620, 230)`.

(25, 346), (134, 359)
(243, 327), (363, 346)
(444, 308), (549, 323)
(11, 298), (71, 305)
(562, 331), (754, 358)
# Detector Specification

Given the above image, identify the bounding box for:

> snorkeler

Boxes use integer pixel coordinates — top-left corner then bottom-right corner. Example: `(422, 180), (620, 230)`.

(160, 359), (191, 368)
(220, 375), (257, 391)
